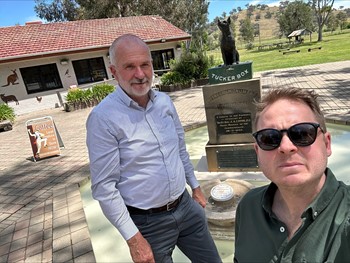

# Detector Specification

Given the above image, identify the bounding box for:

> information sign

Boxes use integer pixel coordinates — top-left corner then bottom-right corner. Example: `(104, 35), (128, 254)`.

(26, 116), (61, 161)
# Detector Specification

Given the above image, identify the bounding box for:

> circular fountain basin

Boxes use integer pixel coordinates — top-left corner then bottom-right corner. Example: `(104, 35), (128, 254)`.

(201, 179), (254, 227)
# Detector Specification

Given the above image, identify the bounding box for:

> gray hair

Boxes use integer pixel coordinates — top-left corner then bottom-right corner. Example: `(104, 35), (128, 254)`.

(109, 34), (151, 66)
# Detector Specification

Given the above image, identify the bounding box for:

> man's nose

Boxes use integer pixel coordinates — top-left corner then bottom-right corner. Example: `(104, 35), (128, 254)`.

(134, 66), (145, 78)
(278, 133), (297, 153)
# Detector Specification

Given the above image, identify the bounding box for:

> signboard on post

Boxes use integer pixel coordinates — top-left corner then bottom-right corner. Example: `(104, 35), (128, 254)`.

(26, 116), (61, 161)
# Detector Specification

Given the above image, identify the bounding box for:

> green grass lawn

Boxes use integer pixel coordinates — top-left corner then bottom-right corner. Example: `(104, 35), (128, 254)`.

(208, 30), (350, 73)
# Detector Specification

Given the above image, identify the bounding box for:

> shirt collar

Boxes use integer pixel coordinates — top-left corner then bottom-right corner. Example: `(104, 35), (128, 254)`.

(116, 85), (157, 108)
(262, 168), (339, 220)
(304, 168), (339, 220)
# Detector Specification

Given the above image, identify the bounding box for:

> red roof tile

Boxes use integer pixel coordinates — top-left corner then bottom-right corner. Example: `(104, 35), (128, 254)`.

(0, 16), (190, 62)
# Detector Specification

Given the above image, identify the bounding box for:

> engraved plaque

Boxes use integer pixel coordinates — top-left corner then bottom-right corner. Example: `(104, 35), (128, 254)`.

(217, 148), (257, 169)
(216, 113), (252, 136)
(205, 143), (259, 172)
(202, 78), (261, 144)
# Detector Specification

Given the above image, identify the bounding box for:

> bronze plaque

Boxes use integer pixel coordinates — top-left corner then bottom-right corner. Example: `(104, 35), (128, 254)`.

(216, 113), (252, 136)
(202, 78), (261, 144)
(205, 143), (259, 172)
(216, 148), (257, 169)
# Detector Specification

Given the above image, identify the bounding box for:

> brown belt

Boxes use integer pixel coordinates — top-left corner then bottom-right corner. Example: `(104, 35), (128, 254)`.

(127, 192), (184, 215)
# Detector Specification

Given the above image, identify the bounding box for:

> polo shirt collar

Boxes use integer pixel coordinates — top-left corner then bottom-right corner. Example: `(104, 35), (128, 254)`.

(262, 168), (339, 221)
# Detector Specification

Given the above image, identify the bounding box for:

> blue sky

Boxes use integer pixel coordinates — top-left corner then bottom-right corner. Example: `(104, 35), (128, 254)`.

(0, 0), (349, 27)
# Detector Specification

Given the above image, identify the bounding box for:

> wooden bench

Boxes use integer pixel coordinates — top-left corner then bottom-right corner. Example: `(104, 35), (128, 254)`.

(279, 48), (290, 52)
(283, 49), (300, 55)
(308, 46), (322, 52)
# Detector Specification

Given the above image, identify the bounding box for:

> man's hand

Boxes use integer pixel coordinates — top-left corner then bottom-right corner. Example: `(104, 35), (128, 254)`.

(127, 231), (155, 263)
(192, 186), (207, 208)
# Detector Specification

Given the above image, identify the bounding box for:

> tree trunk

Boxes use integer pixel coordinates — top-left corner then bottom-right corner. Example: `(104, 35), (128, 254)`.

(318, 27), (323, 42)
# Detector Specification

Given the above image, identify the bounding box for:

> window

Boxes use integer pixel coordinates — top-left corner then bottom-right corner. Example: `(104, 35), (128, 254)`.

(72, 57), (108, 85)
(151, 49), (174, 75)
(21, 64), (63, 94)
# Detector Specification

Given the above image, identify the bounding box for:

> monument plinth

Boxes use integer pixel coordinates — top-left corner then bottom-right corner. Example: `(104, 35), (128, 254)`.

(202, 69), (261, 172)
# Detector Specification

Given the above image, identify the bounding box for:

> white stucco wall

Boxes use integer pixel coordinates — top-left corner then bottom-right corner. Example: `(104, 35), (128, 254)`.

(0, 42), (180, 116)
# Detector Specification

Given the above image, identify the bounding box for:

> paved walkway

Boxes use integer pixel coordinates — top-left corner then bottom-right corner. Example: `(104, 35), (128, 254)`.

(0, 61), (349, 262)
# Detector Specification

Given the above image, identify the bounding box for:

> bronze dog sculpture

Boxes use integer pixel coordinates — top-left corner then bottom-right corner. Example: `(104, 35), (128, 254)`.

(218, 17), (239, 65)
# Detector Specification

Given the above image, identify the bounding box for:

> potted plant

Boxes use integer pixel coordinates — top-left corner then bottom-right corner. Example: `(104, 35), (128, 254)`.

(0, 103), (15, 131)
(64, 83), (115, 112)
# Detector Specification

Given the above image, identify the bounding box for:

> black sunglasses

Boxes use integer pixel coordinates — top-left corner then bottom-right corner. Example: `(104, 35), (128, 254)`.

(252, 122), (324, 151)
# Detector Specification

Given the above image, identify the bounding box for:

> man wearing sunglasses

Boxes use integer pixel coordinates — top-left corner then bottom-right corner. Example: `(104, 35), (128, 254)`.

(234, 88), (350, 262)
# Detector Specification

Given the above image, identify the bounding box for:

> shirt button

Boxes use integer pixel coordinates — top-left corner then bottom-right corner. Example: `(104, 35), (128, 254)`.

(314, 211), (318, 217)
(280, 226), (285, 233)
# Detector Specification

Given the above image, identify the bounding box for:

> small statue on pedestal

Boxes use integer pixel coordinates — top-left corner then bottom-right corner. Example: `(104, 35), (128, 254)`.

(218, 17), (240, 65)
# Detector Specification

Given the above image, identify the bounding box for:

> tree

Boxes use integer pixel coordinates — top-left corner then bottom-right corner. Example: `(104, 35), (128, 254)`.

(309, 0), (335, 41)
(253, 23), (260, 37)
(34, 0), (209, 50)
(279, 1), (290, 12)
(239, 16), (254, 43)
(260, 4), (268, 10)
(34, 0), (80, 22)
(325, 12), (338, 32)
(277, 0), (314, 37)
(229, 8), (237, 15)
(264, 11), (272, 19)
(336, 11), (348, 31)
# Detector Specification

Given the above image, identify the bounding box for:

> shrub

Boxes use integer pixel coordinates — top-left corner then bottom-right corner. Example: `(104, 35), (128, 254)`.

(66, 84), (115, 104)
(65, 83), (115, 110)
(160, 51), (210, 86)
(173, 51), (210, 79)
(65, 87), (84, 104)
(160, 71), (186, 86)
(0, 103), (15, 123)
(91, 83), (115, 102)
(246, 42), (255, 50)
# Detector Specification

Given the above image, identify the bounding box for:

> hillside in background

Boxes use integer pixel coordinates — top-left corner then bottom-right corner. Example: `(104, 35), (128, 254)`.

(207, 5), (350, 49)
(236, 6), (280, 39)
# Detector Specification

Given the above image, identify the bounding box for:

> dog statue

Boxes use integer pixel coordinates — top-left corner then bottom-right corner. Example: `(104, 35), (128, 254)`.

(218, 17), (239, 65)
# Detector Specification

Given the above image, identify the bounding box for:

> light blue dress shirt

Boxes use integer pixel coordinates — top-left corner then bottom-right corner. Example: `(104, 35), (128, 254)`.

(86, 86), (200, 240)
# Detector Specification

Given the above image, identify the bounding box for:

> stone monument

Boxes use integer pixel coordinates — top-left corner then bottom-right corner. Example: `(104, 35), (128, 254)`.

(202, 17), (261, 172)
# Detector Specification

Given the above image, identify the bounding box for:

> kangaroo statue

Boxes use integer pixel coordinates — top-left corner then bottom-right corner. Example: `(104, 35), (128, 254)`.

(0, 94), (19, 105)
(2, 69), (19, 87)
(218, 17), (239, 65)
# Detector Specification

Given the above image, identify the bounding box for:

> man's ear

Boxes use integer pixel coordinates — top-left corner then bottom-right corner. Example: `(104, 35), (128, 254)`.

(109, 65), (117, 80)
(325, 132), (332, 157)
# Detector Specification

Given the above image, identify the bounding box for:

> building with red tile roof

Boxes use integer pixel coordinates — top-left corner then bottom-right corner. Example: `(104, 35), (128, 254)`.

(0, 16), (190, 113)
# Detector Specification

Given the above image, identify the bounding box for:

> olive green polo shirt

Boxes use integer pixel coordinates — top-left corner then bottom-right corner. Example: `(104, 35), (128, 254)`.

(234, 168), (350, 263)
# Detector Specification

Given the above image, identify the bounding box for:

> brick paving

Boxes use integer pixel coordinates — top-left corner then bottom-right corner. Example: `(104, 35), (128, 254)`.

(0, 60), (349, 262)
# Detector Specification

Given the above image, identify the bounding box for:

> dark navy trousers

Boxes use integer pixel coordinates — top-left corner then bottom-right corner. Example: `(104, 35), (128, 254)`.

(130, 190), (222, 263)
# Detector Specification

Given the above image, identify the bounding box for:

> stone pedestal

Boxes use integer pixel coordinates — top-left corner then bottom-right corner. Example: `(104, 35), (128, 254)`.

(202, 76), (261, 172)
